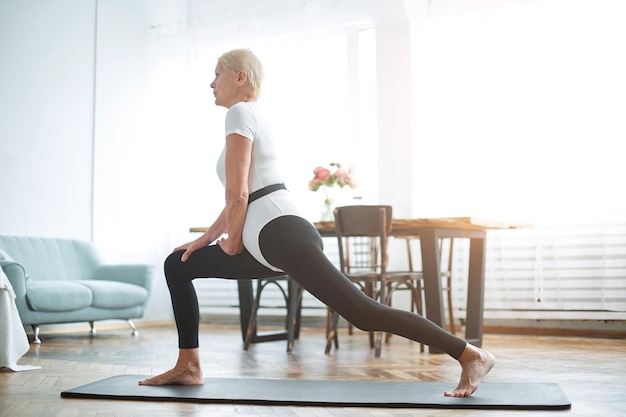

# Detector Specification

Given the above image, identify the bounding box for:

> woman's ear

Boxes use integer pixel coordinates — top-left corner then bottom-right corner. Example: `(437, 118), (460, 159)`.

(237, 70), (248, 86)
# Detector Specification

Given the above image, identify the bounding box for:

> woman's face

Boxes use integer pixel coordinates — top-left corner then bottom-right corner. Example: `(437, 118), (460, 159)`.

(210, 61), (241, 108)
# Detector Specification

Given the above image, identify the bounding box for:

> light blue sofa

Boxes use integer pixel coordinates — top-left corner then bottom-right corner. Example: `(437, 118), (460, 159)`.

(0, 235), (154, 344)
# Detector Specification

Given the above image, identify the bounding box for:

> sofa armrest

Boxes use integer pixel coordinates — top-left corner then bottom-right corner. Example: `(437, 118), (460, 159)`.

(1, 260), (28, 298)
(91, 264), (155, 293)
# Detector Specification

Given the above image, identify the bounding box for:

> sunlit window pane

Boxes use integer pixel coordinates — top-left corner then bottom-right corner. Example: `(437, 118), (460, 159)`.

(413, 0), (626, 224)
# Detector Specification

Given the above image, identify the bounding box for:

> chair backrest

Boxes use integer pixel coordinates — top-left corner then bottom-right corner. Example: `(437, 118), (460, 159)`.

(333, 205), (393, 275)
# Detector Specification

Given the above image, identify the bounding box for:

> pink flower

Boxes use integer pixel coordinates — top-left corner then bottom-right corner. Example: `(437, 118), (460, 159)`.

(335, 167), (348, 179)
(308, 162), (357, 192)
(313, 167), (332, 182)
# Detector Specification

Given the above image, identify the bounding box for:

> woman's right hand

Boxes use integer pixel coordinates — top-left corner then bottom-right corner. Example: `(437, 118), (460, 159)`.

(174, 238), (206, 262)
(177, 209), (228, 262)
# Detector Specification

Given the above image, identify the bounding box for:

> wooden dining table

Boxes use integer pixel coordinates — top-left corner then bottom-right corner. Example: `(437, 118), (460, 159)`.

(190, 217), (528, 353)
(315, 217), (529, 353)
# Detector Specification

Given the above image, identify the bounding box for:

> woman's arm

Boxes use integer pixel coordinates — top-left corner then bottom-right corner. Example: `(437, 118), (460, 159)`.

(216, 133), (252, 255)
(175, 133), (251, 261)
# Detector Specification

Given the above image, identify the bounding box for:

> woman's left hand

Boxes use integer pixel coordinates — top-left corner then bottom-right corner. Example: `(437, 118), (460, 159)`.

(216, 236), (244, 256)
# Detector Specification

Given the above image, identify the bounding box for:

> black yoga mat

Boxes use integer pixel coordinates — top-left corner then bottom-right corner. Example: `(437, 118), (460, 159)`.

(61, 375), (571, 410)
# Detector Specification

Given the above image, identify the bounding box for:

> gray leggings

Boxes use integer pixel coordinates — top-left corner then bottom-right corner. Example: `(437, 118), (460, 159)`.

(164, 215), (467, 359)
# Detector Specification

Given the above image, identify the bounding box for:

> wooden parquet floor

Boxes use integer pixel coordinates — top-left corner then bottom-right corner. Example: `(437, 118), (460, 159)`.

(1, 322), (625, 417)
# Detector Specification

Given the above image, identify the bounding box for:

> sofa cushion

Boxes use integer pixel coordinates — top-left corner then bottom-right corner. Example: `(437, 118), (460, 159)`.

(26, 281), (93, 312)
(78, 281), (148, 309)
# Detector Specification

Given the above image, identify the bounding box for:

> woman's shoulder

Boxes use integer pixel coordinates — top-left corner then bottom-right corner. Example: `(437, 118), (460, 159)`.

(229, 101), (259, 114)
(225, 101), (260, 138)
(226, 101), (261, 124)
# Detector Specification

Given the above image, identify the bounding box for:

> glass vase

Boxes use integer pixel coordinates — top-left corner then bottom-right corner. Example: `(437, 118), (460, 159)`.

(320, 198), (335, 222)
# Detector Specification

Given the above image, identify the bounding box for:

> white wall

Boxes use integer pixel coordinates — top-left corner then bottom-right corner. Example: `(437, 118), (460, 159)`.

(0, 0), (181, 321)
(92, 0), (178, 321)
(0, 0), (96, 239)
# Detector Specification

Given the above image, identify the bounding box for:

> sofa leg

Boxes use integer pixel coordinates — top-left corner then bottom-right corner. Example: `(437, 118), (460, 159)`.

(31, 324), (41, 344)
(89, 321), (96, 336)
(128, 320), (139, 336)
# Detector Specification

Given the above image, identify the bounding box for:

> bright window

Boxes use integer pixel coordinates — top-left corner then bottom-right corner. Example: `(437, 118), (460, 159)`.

(412, 0), (626, 225)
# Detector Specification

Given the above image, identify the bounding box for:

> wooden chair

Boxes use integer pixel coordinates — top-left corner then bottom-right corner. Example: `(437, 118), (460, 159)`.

(401, 236), (457, 334)
(325, 205), (423, 357)
(243, 275), (304, 352)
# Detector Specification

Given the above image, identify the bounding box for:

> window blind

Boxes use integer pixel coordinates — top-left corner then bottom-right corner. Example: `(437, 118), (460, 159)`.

(450, 214), (626, 320)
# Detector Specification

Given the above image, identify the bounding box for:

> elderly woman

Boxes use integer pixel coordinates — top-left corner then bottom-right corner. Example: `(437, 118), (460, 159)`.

(139, 49), (495, 397)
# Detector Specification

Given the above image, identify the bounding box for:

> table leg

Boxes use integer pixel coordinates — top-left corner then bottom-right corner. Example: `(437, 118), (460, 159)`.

(465, 234), (486, 347)
(418, 228), (446, 354)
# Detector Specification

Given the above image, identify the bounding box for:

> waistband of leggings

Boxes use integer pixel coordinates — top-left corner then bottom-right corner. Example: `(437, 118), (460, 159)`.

(248, 183), (287, 205)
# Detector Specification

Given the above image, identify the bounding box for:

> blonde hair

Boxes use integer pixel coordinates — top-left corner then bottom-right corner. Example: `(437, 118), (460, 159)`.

(218, 49), (264, 98)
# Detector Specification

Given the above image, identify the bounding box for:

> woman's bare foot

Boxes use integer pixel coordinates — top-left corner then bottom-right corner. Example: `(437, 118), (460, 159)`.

(139, 348), (204, 386)
(444, 344), (496, 397)
(139, 367), (204, 386)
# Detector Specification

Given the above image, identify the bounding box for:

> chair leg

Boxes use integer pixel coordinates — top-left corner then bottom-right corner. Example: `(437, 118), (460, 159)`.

(374, 330), (383, 358)
(325, 310), (340, 354)
(325, 308), (332, 343)
(410, 236), (457, 336)
(446, 238), (456, 335)
(286, 280), (303, 353)
(384, 282), (393, 343)
(412, 281), (425, 353)
(294, 287), (303, 340)
(244, 277), (299, 352)
(366, 282), (376, 348)
(373, 281), (387, 357)
(89, 320), (96, 336)
(243, 281), (263, 350)
(405, 237), (414, 271)
(383, 281), (425, 353)
(447, 275), (456, 335)
(325, 311), (334, 354)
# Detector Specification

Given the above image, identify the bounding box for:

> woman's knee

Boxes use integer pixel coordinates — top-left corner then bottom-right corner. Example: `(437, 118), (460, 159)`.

(164, 250), (187, 284)
(336, 299), (386, 332)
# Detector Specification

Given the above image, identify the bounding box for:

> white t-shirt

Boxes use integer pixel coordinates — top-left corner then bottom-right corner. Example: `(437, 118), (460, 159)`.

(217, 101), (306, 271)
